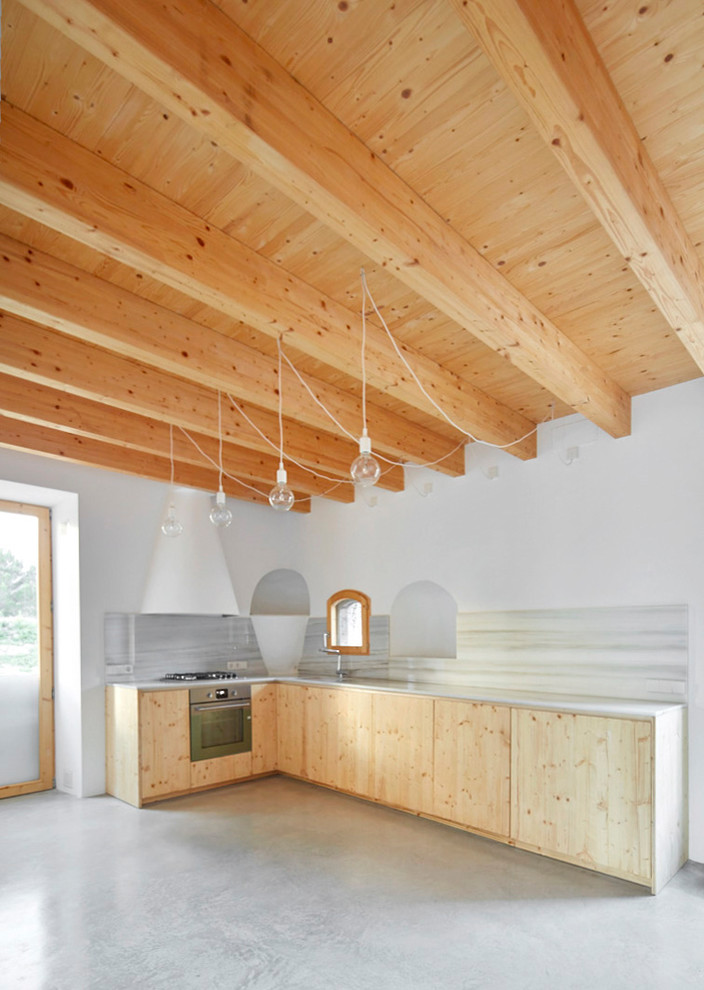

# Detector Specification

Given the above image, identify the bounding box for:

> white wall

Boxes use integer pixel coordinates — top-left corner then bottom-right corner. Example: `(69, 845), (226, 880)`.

(1, 378), (702, 861)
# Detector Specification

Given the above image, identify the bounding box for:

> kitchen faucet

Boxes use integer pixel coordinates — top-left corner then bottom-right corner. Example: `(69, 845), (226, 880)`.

(320, 632), (348, 679)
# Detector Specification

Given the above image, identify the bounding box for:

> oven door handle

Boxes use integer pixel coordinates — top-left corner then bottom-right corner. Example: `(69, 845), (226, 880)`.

(191, 701), (251, 713)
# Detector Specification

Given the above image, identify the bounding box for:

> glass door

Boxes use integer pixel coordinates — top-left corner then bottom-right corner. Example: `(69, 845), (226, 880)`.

(0, 500), (54, 797)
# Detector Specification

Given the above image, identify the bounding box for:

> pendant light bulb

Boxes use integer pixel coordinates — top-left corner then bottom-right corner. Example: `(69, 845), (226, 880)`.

(209, 488), (233, 528)
(161, 502), (183, 538)
(350, 430), (381, 488)
(161, 426), (183, 536)
(269, 464), (295, 512)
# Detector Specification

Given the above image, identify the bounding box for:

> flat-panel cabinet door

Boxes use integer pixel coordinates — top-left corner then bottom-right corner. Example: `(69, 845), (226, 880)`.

(191, 752), (252, 789)
(251, 682), (278, 774)
(305, 686), (372, 796)
(511, 708), (653, 884)
(276, 683), (306, 777)
(433, 700), (510, 837)
(371, 693), (434, 814)
(139, 689), (191, 801)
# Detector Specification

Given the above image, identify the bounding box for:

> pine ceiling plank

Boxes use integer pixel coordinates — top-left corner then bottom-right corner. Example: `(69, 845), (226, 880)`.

(214, 1), (694, 405)
(0, 101), (537, 460)
(0, 373), (353, 503)
(450, 0), (704, 372)
(0, 414), (311, 512)
(0, 233), (462, 474)
(17, 0), (630, 439)
(0, 311), (406, 491)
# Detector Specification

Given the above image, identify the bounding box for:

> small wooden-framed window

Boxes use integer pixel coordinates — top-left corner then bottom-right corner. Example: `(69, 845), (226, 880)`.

(326, 589), (370, 655)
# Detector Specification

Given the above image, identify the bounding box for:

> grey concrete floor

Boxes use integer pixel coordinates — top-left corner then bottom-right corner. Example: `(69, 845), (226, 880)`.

(1, 777), (703, 990)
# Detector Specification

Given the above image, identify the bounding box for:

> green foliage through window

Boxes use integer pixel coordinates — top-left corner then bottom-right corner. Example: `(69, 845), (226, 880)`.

(0, 550), (38, 672)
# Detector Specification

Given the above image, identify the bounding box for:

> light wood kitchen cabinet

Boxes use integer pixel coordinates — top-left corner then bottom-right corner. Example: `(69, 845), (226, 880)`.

(276, 682), (306, 777)
(106, 685), (269, 807)
(106, 686), (191, 807)
(190, 752), (253, 789)
(510, 706), (687, 891)
(251, 682), (278, 775)
(106, 684), (141, 807)
(433, 700), (511, 838)
(304, 685), (372, 796)
(107, 681), (686, 891)
(140, 689), (192, 800)
(370, 692), (434, 815)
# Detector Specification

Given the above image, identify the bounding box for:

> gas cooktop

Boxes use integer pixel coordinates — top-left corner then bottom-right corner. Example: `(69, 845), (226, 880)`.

(162, 671), (237, 682)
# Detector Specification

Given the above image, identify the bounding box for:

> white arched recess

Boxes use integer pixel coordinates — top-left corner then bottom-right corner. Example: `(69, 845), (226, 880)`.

(390, 581), (457, 658)
(250, 569), (310, 675)
(0, 479), (81, 796)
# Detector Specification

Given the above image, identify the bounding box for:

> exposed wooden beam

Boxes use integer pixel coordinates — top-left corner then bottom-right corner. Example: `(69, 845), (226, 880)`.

(0, 372), (354, 503)
(449, 0), (704, 371)
(0, 415), (311, 512)
(0, 310), (405, 492)
(0, 232), (464, 475)
(16, 0), (629, 438)
(0, 102), (537, 460)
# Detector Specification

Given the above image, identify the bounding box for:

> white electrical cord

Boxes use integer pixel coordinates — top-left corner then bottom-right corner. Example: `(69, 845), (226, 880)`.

(175, 270), (554, 500)
(168, 423), (176, 486)
(275, 336), (285, 470)
(216, 390), (225, 489)
(360, 269), (541, 451)
(179, 423), (347, 504)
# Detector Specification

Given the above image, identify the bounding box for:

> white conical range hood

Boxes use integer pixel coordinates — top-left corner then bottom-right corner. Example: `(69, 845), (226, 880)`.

(142, 489), (239, 615)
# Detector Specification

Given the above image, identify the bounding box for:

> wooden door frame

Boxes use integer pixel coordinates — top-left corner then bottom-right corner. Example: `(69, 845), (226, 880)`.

(0, 499), (55, 798)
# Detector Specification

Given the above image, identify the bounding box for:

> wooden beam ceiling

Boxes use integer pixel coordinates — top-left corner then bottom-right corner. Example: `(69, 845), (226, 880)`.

(0, 373), (353, 503)
(16, 0), (630, 440)
(3, 0), (702, 512)
(450, 0), (704, 371)
(0, 413), (310, 511)
(0, 233), (464, 475)
(0, 310), (405, 492)
(0, 100), (538, 460)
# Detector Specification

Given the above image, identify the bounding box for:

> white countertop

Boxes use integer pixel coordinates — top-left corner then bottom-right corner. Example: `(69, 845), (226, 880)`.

(109, 674), (684, 718)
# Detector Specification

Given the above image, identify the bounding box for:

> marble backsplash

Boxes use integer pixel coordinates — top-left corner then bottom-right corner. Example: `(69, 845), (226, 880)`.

(106, 605), (688, 703)
(104, 613), (268, 682)
(386, 604), (688, 702)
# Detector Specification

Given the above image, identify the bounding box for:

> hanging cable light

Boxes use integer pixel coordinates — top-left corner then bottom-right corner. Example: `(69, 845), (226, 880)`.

(269, 336), (295, 511)
(161, 423), (183, 537)
(350, 270), (381, 488)
(209, 390), (233, 528)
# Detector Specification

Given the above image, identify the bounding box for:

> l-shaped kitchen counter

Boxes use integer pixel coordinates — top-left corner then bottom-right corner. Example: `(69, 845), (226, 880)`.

(105, 675), (688, 893)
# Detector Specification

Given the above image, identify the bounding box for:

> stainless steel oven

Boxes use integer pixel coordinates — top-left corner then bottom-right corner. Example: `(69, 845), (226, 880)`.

(189, 684), (252, 762)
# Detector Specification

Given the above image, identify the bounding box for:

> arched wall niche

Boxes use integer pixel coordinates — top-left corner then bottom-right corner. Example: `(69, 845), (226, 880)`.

(390, 581), (457, 658)
(250, 568), (310, 616)
(249, 569), (310, 676)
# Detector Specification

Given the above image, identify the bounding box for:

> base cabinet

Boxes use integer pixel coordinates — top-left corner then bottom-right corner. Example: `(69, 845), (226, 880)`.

(106, 682), (686, 890)
(305, 686), (372, 796)
(106, 687), (192, 806)
(252, 682), (278, 774)
(276, 682), (306, 777)
(106, 684), (276, 807)
(139, 689), (191, 801)
(190, 752), (253, 790)
(433, 700), (510, 838)
(510, 707), (686, 891)
(371, 692), (434, 814)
